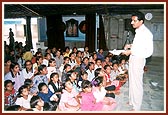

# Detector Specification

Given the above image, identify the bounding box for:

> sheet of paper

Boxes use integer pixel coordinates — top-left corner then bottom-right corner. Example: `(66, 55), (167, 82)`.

(109, 49), (125, 55)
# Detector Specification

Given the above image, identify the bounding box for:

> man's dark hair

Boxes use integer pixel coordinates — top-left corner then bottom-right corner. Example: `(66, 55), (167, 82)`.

(132, 11), (145, 23)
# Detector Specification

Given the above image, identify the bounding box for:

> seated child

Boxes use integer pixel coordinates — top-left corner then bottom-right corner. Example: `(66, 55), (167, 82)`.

(5, 105), (22, 111)
(24, 79), (37, 96)
(80, 80), (103, 111)
(4, 80), (18, 109)
(48, 72), (63, 103)
(30, 95), (44, 111)
(77, 71), (88, 90)
(38, 83), (59, 103)
(58, 78), (80, 111)
(15, 85), (32, 110)
(43, 101), (58, 111)
(92, 76), (117, 111)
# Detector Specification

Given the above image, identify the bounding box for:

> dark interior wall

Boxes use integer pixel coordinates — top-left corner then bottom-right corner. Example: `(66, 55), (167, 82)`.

(46, 14), (106, 53)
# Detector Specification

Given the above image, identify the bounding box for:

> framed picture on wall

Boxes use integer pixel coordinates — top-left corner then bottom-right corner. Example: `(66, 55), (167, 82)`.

(66, 18), (78, 37)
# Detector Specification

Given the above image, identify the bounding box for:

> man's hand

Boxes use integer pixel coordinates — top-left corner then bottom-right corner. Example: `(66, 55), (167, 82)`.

(122, 50), (131, 56)
(124, 44), (132, 50)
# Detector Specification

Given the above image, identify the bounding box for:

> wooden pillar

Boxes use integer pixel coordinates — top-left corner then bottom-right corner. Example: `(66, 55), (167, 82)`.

(25, 16), (33, 50)
(85, 14), (96, 53)
(46, 15), (65, 50)
(99, 15), (108, 51)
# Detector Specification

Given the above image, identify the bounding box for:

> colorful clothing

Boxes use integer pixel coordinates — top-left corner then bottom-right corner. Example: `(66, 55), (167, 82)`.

(4, 71), (24, 91)
(32, 75), (48, 93)
(58, 89), (79, 111)
(80, 92), (103, 111)
(4, 89), (17, 106)
(38, 89), (54, 102)
(92, 87), (117, 111)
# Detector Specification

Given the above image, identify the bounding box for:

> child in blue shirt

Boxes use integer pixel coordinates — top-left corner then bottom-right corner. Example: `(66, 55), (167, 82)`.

(38, 82), (58, 103)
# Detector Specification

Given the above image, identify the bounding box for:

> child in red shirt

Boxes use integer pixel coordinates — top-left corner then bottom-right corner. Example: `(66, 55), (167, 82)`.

(4, 80), (17, 109)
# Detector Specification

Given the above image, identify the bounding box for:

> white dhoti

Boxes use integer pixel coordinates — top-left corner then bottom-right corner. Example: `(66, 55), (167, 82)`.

(128, 55), (146, 111)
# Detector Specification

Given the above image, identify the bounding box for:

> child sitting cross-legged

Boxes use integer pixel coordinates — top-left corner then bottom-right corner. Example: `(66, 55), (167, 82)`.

(48, 72), (63, 104)
(92, 76), (117, 111)
(58, 78), (80, 111)
(80, 80), (103, 111)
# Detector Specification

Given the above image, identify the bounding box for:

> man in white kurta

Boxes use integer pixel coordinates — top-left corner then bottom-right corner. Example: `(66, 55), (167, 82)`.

(123, 12), (153, 111)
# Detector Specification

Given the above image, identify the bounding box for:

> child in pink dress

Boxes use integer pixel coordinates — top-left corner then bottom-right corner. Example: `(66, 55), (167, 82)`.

(92, 76), (117, 111)
(58, 78), (80, 111)
(80, 80), (103, 111)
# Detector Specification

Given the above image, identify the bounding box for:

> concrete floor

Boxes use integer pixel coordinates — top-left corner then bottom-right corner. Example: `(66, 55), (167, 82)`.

(114, 56), (165, 112)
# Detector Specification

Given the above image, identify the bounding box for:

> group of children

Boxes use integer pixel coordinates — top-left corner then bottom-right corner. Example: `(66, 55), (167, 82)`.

(4, 45), (129, 111)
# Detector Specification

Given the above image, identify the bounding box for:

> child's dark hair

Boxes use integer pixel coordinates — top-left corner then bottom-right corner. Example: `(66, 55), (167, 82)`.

(5, 58), (11, 64)
(50, 72), (59, 80)
(62, 77), (71, 89)
(81, 71), (88, 76)
(36, 56), (43, 63)
(24, 60), (32, 67)
(94, 68), (102, 77)
(10, 62), (19, 70)
(6, 105), (21, 111)
(10, 62), (20, 76)
(112, 61), (119, 67)
(92, 76), (103, 87)
(43, 101), (57, 111)
(4, 80), (14, 88)
(38, 64), (47, 73)
(17, 85), (29, 97)
(81, 80), (92, 89)
(66, 70), (75, 78)
(44, 53), (50, 58)
(24, 79), (33, 86)
(87, 62), (94, 69)
(30, 95), (41, 108)
(104, 64), (111, 70)
(63, 63), (71, 70)
(96, 58), (102, 63)
(48, 58), (56, 66)
(63, 56), (69, 61)
(38, 82), (47, 91)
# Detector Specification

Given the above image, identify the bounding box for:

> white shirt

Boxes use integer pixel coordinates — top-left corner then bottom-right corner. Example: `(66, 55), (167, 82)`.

(94, 65), (102, 71)
(110, 70), (120, 81)
(42, 59), (49, 66)
(93, 87), (106, 103)
(4, 71), (25, 91)
(131, 24), (153, 58)
(47, 67), (57, 79)
(15, 95), (32, 109)
(86, 69), (95, 81)
(22, 68), (34, 79)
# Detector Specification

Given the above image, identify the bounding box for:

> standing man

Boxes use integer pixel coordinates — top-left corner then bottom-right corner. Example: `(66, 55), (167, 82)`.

(123, 12), (153, 111)
(8, 28), (14, 49)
